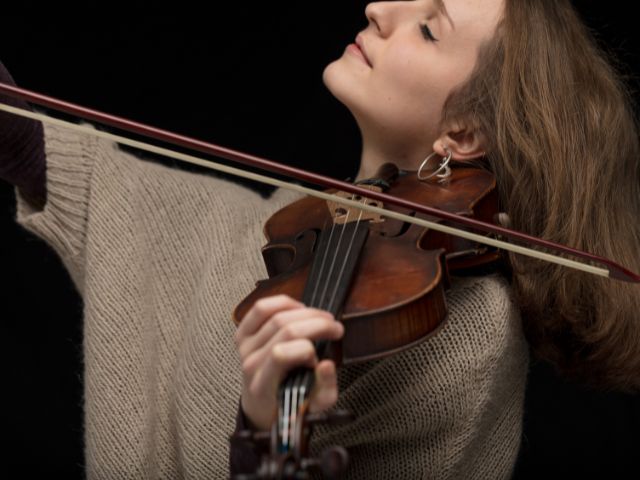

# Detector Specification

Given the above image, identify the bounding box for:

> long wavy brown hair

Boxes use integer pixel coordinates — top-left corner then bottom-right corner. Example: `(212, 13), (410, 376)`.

(442, 0), (640, 390)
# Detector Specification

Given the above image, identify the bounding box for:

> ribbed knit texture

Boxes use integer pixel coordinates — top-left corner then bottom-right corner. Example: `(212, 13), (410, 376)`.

(14, 122), (529, 479)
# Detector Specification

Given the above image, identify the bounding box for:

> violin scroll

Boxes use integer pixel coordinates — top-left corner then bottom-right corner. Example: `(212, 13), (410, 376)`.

(231, 407), (354, 479)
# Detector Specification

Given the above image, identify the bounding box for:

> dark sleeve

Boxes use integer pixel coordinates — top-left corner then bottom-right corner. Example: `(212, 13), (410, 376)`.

(0, 61), (46, 209)
(229, 401), (265, 477)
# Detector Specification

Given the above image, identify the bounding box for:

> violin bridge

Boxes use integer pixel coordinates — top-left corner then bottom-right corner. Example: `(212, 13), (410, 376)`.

(327, 186), (385, 225)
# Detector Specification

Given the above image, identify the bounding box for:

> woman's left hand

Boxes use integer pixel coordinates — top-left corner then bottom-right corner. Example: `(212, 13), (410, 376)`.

(234, 294), (344, 430)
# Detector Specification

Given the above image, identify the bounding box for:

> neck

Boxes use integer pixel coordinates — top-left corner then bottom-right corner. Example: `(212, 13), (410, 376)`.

(355, 129), (432, 181)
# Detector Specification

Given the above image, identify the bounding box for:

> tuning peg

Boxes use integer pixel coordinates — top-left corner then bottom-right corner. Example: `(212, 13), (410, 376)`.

(319, 446), (350, 479)
(301, 446), (349, 479)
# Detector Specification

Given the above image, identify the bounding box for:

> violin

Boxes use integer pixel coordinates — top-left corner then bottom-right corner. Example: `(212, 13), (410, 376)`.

(231, 161), (502, 478)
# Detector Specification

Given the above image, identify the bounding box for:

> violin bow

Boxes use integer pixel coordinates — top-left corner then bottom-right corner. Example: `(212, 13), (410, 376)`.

(1, 81), (639, 283)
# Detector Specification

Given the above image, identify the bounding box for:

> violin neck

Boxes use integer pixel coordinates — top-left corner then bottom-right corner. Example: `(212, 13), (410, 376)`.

(274, 220), (370, 456)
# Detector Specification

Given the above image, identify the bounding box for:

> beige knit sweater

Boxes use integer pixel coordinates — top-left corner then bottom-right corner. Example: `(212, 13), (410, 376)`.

(14, 122), (529, 479)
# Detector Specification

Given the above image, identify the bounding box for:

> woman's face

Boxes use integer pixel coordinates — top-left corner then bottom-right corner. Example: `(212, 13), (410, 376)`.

(323, 0), (503, 165)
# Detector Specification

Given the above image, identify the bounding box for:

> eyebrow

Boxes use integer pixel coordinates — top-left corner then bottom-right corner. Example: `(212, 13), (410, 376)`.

(434, 0), (455, 30)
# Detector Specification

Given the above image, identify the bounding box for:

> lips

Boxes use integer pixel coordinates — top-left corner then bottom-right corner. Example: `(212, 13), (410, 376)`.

(355, 34), (372, 67)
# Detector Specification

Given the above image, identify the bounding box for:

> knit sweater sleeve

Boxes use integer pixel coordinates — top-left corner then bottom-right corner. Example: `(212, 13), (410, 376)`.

(11, 119), (305, 477)
(13, 122), (100, 293)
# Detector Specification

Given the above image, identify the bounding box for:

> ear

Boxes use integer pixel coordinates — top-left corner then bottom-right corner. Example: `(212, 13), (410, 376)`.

(432, 120), (486, 162)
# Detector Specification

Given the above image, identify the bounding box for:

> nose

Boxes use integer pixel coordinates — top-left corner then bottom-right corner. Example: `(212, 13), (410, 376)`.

(365, 2), (385, 35)
(364, 1), (401, 37)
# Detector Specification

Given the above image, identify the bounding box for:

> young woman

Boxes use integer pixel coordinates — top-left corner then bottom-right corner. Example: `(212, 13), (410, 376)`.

(234, 0), (640, 474)
(1, 1), (639, 478)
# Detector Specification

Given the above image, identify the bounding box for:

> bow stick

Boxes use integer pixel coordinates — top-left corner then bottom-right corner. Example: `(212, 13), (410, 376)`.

(1, 81), (638, 283)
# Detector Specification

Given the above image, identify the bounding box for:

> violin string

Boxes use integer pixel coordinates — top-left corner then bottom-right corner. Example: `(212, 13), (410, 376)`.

(285, 201), (361, 454)
(284, 215), (337, 455)
(296, 371), (310, 452)
(316, 225), (348, 311)
(309, 219), (339, 308)
(286, 369), (313, 454)
(282, 375), (293, 452)
(290, 374), (301, 451)
(288, 195), (364, 454)
(316, 208), (357, 313)
(298, 370), (310, 423)
(326, 206), (367, 314)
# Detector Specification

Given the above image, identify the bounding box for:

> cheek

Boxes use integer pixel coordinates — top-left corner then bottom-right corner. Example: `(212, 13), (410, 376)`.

(377, 49), (424, 95)
(370, 51), (451, 129)
(373, 42), (479, 122)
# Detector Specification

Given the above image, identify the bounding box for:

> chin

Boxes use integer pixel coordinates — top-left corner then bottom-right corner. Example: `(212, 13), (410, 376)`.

(322, 60), (341, 97)
(322, 60), (364, 117)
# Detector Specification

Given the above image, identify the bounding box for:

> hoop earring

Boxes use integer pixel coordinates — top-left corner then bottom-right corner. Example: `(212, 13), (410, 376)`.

(417, 147), (452, 182)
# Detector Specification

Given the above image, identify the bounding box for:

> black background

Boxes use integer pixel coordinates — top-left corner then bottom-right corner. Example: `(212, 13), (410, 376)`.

(1, 2), (640, 478)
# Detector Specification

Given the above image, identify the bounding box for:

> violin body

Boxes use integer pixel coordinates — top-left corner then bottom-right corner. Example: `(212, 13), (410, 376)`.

(233, 164), (500, 364)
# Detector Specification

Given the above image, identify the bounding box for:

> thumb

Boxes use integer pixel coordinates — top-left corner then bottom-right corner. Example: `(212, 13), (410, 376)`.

(309, 359), (339, 413)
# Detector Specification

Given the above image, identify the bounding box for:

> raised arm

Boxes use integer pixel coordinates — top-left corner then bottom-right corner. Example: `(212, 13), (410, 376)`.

(0, 61), (46, 210)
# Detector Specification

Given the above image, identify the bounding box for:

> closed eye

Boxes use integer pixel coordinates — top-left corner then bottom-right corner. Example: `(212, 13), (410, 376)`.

(420, 23), (439, 42)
